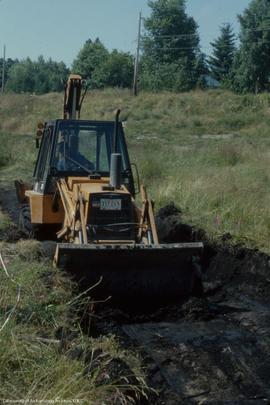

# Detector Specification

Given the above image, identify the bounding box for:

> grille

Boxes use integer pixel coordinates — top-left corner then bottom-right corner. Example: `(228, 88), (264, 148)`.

(88, 193), (135, 241)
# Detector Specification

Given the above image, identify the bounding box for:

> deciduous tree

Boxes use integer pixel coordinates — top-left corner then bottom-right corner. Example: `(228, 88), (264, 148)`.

(6, 57), (69, 94)
(103, 50), (133, 88)
(72, 38), (109, 88)
(141, 0), (205, 91)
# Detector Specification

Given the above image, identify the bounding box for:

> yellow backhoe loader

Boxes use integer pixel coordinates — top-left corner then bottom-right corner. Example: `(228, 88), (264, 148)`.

(15, 75), (203, 305)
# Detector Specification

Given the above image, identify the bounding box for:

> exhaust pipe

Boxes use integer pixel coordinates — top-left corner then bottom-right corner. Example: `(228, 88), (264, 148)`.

(109, 109), (122, 189)
(113, 109), (121, 153)
(110, 153), (121, 189)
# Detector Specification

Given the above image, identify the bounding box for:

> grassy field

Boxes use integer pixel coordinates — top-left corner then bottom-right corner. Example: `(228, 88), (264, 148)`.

(1, 89), (270, 250)
(0, 88), (270, 402)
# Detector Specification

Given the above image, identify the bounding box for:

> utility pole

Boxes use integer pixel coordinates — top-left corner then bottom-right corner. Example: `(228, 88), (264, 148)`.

(133, 12), (142, 96)
(1, 44), (6, 95)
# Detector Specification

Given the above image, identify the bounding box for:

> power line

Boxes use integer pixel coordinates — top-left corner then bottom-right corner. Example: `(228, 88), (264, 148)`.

(141, 25), (270, 42)
(142, 47), (198, 50)
(149, 33), (199, 39)
(141, 38), (270, 52)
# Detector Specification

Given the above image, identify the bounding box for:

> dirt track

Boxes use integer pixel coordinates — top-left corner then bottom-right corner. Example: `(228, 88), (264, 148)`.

(1, 194), (270, 404)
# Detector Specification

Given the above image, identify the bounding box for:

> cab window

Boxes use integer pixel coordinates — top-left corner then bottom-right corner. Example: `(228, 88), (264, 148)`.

(53, 122), (126, 174)
(35, 127), (53, 181)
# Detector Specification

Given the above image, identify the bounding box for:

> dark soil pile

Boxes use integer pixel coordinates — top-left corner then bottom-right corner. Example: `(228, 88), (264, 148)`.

(105, 205), (270, 404)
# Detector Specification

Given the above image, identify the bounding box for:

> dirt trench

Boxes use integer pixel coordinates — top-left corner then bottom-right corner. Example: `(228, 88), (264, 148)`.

(1, 193), (270, 404)
(93, 206), (270, 404)
(119, 249), (270, 404)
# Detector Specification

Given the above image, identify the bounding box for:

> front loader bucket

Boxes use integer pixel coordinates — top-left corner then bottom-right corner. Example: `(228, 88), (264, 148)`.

(54, 242), (203, 307)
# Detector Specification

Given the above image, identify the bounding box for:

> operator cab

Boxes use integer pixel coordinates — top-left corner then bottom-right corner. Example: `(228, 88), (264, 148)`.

(34, 119), (135, 195)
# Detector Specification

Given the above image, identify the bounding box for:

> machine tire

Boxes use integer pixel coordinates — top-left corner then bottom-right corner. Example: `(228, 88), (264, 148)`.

(19, 204), (34, 237)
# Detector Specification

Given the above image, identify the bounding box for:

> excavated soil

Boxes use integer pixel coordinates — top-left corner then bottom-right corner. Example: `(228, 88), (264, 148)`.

(94, 206), (270, 404)
(122, 248), (270, 404)
(1, 193), (270, 404)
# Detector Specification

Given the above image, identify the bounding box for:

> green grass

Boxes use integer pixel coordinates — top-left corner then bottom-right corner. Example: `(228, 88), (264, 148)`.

(0, 241), (148, 403)
(0, 133), (36, 188)
(0, 211), (14, 234)
(134, 138), (270, 250)
(1, 88), (270, 250)
(1, 88), (270, 401)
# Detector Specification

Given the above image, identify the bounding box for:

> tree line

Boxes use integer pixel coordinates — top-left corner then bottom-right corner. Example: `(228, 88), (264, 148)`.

(0, 0), (269, 94)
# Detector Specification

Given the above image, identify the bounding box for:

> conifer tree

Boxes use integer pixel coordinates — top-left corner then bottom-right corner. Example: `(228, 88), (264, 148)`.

(208, 24), (236, 84)
(232, 0), (270, 93)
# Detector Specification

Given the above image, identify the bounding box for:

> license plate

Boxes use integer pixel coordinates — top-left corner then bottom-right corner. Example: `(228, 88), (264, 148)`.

(100, 199), (122, 211)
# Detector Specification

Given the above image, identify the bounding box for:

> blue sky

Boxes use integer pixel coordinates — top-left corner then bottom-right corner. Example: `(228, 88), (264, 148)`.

(0, 0), (251, 66)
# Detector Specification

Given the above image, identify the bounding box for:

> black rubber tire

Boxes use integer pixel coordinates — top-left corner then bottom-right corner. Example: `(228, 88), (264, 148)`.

(19, 204), (34, 237)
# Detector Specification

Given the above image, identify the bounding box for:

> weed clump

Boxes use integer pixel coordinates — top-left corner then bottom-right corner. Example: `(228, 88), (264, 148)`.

(0, 241), (148, 402)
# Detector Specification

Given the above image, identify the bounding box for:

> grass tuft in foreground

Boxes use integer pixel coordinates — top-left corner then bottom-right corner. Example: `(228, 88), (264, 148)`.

(0, 240), (148, 403)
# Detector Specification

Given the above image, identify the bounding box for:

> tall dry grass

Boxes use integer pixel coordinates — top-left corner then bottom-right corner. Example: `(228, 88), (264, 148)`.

(1, 88), (270, 400)
(1, 88), (270, 251)
(0, 241), (148, 403)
